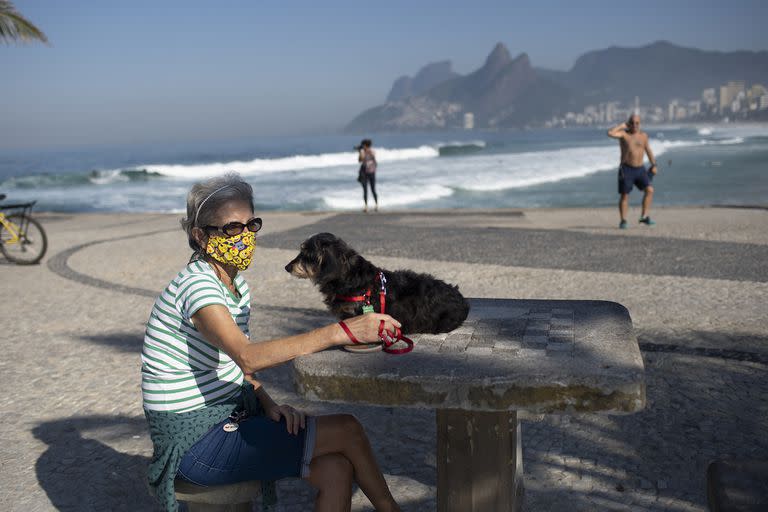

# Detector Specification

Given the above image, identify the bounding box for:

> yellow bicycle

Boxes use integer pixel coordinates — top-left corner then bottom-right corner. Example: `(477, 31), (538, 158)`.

(0, 194), (48, 265)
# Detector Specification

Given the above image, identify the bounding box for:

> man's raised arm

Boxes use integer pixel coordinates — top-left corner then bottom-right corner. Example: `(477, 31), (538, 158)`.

(607, 122), (628, 139)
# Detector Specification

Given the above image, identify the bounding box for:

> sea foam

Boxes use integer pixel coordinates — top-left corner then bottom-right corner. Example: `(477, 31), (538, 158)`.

(129, 146), (439, 179)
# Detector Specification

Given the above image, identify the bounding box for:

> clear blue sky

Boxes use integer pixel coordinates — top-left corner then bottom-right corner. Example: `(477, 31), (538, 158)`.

(2, 0), (766, 149)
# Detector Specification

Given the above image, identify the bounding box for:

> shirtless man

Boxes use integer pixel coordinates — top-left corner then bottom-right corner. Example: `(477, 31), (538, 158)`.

(607, 114), (658, 229)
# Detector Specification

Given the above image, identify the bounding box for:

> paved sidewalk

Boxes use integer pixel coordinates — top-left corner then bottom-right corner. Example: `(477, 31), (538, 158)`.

(0, 207), (766, 511)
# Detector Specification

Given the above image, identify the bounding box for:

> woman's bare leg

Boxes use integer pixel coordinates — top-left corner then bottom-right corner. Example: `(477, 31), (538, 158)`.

(311, 414), (400, 512)
(306, 453), (353, 512)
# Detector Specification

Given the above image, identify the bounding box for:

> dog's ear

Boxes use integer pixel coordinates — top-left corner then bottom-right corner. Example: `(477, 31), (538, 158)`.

(341, 252), (359, 270)
(317, 248), (344, 281)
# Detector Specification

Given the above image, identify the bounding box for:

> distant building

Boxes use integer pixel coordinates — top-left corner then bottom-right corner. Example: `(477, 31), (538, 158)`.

(648, 106), (665, 124)
(732, 91), (746, 113)
(546, 90), (738, 128)
(667, 100), (679, 121)
(748, 84), (767, 110)
(720, 81), (745, 113)
(463, 112), (474, 130)
(748, 84), (767, 99)
(702, 88), (717, 106)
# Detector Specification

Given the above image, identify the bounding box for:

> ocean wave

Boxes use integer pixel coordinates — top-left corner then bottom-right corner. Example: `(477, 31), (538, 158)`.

(698, 127), (714, 136)
(450, 145), (621, 192)
(322, 141), (686, 206)
(710, 137), (744, 145)
(437, 141), (486, 157)
(444, 135), (746, 194)
(4, 127), (759, 213)
(657, 137), (744, 148)
(133, 146), (439, 179)
(703, 123), (768, 139)
(0, 169), (161, 189)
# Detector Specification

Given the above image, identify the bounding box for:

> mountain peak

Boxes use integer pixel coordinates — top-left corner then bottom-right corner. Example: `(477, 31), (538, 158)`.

(385, 60), (460, 102)
(485, 42), (513, 69)
(646, 40), (680, 49)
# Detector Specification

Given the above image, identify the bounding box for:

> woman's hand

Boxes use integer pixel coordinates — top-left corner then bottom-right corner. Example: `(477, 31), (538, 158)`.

(265, 403), (306, 435)
(336, 313), (401, 345)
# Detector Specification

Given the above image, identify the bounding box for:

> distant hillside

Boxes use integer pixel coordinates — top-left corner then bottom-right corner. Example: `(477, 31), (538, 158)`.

(346, 43), (570, 132)
(387, 61), (460, 102)
(558, 41), (768, 106)
(345, 41), (768, 132)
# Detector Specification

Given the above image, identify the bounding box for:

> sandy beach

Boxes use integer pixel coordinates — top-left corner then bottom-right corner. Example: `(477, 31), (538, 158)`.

(1, 206), (767, 511)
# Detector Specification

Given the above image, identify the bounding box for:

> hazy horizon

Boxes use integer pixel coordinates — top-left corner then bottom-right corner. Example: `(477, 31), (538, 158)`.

(2, 0), (766, 150)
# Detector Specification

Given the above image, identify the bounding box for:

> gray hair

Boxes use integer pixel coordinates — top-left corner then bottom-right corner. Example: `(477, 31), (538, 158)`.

(181, 172), (255, 256)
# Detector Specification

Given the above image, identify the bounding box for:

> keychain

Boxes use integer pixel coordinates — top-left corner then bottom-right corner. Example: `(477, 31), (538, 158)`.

(223, 410), (248, 432)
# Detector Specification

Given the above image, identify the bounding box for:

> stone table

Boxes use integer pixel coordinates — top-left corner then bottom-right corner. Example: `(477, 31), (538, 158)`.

(293, 298), (646, 512)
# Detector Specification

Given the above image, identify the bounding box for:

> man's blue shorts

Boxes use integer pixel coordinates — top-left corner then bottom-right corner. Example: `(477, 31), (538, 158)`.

(177, 414), (317, 486)
(618, 164), (653, 194)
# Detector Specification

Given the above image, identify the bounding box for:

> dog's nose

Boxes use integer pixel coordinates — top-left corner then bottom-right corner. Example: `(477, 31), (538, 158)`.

(284, 263), (292, 273)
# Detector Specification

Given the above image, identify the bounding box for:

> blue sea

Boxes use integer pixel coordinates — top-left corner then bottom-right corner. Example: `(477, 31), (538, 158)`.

(1, 124), (767, 213)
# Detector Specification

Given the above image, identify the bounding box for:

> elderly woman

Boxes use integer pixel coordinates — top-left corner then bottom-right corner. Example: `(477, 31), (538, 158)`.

(142, 173), (402, 512)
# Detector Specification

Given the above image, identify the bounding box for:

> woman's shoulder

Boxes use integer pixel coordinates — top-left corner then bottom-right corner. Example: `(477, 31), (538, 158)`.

(178, 260), (215, 279)
(172, 261), (222, 292)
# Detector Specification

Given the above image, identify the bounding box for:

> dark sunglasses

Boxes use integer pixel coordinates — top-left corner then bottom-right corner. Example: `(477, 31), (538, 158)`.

(205, 217), (262, 236)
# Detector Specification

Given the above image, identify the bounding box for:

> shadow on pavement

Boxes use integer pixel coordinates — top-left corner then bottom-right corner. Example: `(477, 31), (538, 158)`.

(33, 415), (159, 512)
(522, 347), (768, 511)
(78, 332), (144, 352)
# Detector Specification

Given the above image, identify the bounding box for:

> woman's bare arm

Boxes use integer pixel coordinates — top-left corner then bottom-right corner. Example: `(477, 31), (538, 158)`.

(192, 305), (401, 374)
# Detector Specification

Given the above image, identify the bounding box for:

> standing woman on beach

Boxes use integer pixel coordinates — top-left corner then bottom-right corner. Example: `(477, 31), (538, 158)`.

(357, 138), (379, 212)
(141, 172), (402, 512)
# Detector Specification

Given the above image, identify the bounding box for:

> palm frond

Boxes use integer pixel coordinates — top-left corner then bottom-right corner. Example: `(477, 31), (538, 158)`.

(0, 0), (49, 45)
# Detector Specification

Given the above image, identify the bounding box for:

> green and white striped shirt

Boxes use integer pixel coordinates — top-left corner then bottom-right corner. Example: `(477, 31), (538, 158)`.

(141, 261), (249, 413)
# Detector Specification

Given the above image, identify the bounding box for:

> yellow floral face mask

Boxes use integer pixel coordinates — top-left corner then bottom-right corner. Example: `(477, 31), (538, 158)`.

(205, 231), (256, 271)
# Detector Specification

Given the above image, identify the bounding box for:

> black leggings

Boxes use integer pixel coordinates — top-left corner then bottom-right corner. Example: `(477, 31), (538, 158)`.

(361, 172), (378, 205)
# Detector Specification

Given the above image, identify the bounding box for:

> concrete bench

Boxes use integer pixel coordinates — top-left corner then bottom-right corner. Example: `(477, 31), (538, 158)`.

(707, 459), (768, 511)
(293, 298), (646, 511)
(174, 479), (261, 512)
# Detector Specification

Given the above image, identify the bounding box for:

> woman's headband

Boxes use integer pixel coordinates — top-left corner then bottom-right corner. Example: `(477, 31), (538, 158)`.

(193, 185), (231, 226)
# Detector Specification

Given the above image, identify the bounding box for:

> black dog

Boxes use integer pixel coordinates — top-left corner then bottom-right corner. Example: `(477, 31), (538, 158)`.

(284, 232), (470, 334)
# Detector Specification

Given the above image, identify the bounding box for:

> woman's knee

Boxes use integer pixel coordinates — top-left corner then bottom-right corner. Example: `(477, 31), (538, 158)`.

(310, 453), (353, 486)
(339, 413), (365, 440)
(317, 413), (366, 449)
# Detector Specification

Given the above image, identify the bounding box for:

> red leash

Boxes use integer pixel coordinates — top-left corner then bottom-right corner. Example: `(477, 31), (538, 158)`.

(338, 320), (360, 344)
(378, 320), (414, 355)
(336, 271), (414, 354)
(339, 319), (414, 354)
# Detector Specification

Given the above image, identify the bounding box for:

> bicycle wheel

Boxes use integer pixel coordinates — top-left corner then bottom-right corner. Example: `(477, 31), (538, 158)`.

(0, 214), (48, 264)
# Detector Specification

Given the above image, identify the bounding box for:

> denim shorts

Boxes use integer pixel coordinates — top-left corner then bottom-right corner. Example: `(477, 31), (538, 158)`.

(177, 414), (317, 486)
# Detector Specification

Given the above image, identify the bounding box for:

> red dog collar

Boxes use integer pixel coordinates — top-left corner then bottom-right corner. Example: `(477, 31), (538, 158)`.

(334, 271), (387, 314)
